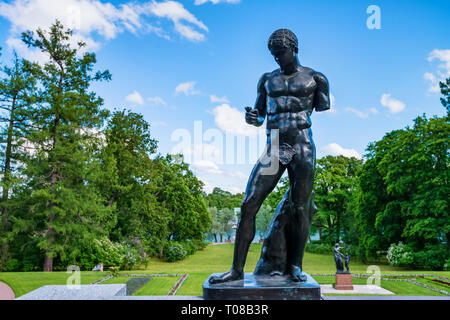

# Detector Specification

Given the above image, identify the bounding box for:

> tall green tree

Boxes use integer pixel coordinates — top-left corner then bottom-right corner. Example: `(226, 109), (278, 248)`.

(0, 54), (37, 270)
(17, 21), (111, 271)
(98, 110), (162, 239)
(154, 154), (211, 243)
(313, 155), (363, 244)
(355, 85), (449, 267)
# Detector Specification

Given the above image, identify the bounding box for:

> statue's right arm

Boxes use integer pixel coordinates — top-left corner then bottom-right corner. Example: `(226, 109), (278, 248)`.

(252, 73), (269, 127)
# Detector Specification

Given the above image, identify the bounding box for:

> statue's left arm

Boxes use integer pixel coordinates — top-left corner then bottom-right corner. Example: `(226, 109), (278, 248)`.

(313, 72), (330, 112)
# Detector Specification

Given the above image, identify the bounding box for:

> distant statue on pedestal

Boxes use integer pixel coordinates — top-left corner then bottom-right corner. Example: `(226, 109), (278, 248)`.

(334, 243), (344, 273)
(344, 253), (350, 273)
(334, 243), (353, 290)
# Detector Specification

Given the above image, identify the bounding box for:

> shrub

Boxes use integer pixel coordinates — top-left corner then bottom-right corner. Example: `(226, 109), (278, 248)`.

(387, 242), (448, 270)
(121, 246), (140, 270)
(412, 245), (447, 271)
(387, 242), (414, 267)
(143, 238), (167, 257)
(305, 242), (333, 254)
(77, 238), (141, 270)
(164, 242), (187, 262)
(193, 239), (208, 251)
(3, 259), (20, 272)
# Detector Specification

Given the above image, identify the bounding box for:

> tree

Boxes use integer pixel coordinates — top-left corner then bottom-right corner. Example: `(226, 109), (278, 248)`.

(439, 77), (449, 116)
(0, 54), (37, 270)
(17, 21), (111, 271)
(355, 87), (449, 268)
(262, 176), (289, 213)
(97, 110), (163, 238)
(255, 204), (273, 239)
(313, 156), (363, 245)
(217, 207), (235, 242)
(154, 154), (211, 243)
(208, 207), (221, 243)
(204, 187), (244, 211)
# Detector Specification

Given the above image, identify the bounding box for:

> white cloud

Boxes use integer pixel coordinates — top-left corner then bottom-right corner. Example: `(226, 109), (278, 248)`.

(191, 160), (223, 175)
(210, 94), (230, 104)
(427, 49), (450, 75)
(146, 0), (208, 42)
(344, 107), (378, 119)
(212, 103), (265, 136)
(126, 90), (145, 105)
(195, 0), (241, 5)
(189, 160), (247, 194)
(380, 94), (406, 114)
(227, 170), (247, 181)
(423, 72), (441, 94)
(0, 0), (209, 61)
(148, 96), (167, 106)
(175, 81), (201, 95)
(424, 49), (450, 93)
(322, 143), (362, 159)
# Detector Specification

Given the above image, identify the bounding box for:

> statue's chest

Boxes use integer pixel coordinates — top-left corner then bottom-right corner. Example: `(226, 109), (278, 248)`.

(266, 73), (316, 98)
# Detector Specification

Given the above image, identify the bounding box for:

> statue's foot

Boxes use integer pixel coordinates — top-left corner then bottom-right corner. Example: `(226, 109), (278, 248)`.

(289, 265), (307, 282)
(209, 270), (243, 284)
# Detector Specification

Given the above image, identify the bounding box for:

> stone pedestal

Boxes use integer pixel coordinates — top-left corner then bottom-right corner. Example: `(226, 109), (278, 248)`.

(334, 273), (353, 290)
(203, 273), (321, 300)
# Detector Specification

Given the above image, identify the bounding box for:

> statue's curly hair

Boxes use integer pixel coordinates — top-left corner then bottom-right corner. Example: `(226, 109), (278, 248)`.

(268, 29), (298, 52)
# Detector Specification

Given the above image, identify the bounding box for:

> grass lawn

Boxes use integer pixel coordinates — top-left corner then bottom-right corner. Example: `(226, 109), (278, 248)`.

(133, 277), (179, 296)
(100, 276), (130, 284)
(1, 243), (449, 297)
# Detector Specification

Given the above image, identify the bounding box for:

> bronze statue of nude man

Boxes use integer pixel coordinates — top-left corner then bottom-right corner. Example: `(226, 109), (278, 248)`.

(209, 29), (330, 284)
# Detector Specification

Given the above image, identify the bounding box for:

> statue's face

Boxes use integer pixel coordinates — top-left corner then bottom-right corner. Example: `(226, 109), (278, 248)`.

(271, 47), (297, 69)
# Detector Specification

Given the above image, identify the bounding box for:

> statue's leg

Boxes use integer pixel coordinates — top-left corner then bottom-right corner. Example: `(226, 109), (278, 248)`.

(285, 144), (316, 282)
(209, 156), (285, 284)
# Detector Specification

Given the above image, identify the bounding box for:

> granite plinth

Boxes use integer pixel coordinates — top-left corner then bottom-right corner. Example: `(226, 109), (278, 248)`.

(16, 284), (127, 300)
(203, 273), (321, 300)
(335, 273), (353, 290)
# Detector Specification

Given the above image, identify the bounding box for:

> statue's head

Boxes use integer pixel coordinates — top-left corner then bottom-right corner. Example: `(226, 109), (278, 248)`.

(268, 29), (298, 69)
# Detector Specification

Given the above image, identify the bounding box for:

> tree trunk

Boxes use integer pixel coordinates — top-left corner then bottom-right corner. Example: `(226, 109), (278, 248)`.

(44, 98), (61, 272)
(213, 234), (217, 243)
(220, 234), (223, 243)
(0, 95), (16, 270)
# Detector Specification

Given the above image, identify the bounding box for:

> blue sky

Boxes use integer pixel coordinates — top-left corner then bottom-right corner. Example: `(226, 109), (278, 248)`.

(0, 0), (449, 193)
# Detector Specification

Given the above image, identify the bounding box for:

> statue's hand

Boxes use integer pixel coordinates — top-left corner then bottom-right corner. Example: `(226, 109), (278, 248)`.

(245, 107), (259, 125)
